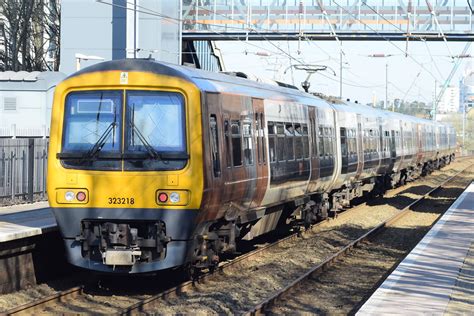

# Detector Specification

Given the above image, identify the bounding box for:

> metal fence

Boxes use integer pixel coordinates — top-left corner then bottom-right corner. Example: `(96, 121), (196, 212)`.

(0, 138), (48, 205)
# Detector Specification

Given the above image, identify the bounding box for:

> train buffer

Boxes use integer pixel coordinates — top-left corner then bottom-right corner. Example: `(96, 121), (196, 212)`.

(0, 201), (56, 243)
(357, 182), (474, 315)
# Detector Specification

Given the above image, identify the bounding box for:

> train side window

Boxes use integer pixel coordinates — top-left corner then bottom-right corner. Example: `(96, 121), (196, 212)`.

(277, 122), (285, 161)
(260, 113), (266, 163)
(302, 124), (309, 158)
(224, 120), (231, 168)
(310, 118), (317, 157)
(243, 120), (253, 165)
(340, 127), (347, 156)
(209, 115), (221, 177)
(318, 127), (324, 157)
(268, 121), (276, 162)
(255, 114), (261, 164)
(285, 123), (295, 160)
(231, 120), (242, 167)
(327, 127), (334, 157)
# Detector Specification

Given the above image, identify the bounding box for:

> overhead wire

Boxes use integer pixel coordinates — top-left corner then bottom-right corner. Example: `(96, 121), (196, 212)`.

(120, 0), (386, 90)
(331, 0), (439, 81)
(359, 1), (444, 82)
(194, 2), (381, 89)
(98, 0), (439, 96)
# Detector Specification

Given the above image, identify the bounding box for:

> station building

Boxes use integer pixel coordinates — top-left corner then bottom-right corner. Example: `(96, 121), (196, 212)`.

(0, 71), (66, 138)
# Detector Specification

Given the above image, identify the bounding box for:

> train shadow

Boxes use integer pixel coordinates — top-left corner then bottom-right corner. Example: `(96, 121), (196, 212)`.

(365, 194), (416, 210)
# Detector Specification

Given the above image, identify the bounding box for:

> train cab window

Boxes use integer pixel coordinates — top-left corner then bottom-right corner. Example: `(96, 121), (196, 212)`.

(209, 115), (221, 177)
(242, 120), (253, 165)
(224, 120), (231, 167)
(62, 90), (123, 170)
(231, 120), (242, 167)
(124, 91), (187, 171)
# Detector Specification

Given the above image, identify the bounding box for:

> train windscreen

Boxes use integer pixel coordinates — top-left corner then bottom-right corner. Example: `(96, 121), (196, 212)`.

(59, 90), (187, 171)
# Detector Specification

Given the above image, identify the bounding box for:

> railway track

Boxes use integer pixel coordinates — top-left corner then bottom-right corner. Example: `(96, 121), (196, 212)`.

(245, 165), (472, 315)
(4, 158), (472, 315)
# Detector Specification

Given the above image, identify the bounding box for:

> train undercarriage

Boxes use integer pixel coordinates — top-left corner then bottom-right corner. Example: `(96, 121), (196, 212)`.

(188, 155), (454, 274)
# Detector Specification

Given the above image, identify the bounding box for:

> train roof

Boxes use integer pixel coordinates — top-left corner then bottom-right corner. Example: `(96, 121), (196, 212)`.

(68, 59), (451, 128)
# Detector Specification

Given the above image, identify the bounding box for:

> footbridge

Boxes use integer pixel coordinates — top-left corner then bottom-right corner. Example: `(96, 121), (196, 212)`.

(182, 0), (474, 41)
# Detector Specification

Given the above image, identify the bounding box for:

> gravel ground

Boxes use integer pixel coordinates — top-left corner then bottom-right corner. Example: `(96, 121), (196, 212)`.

(267, 166), (474, 315)
(0, 158), (472, 314)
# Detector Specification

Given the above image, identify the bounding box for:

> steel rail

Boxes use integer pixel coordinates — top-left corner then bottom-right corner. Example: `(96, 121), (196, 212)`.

(5, 159), (469, 315)
(119, 162), (470, 315)
(244, 164), (471, 316)
(5, 286), (84, 315)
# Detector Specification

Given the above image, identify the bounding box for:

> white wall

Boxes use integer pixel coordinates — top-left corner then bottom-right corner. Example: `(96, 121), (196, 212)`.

(61, 0), (181, 75)
(0, 89), (52, 137)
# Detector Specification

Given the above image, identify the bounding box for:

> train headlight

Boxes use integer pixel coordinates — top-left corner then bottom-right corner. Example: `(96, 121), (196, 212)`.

(56, 189), (89, 204)
(169, 192), (180, 203)
(64, 191), (75, 201)
(156, 190), (190, 206)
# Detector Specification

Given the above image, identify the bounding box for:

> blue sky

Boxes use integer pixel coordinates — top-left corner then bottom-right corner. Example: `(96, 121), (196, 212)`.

(216, 40), (472, 105)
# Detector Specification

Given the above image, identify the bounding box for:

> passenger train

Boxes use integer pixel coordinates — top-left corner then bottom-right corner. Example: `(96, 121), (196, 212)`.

(47, 59), (456, 274)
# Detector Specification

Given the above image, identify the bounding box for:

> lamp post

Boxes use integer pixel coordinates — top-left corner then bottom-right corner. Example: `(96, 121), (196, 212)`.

(366, 54), (395, 110)
(75, 53), (105, 71)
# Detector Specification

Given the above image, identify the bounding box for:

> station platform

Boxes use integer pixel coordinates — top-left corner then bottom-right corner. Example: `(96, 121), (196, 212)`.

(358, 182), (474, 315)
(0, 201), (56, 242)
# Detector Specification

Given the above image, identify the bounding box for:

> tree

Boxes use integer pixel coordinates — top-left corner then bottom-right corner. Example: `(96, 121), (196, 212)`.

(0, 0), (60, 71)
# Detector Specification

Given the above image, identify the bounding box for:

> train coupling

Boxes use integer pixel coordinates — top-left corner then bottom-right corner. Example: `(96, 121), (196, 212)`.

(76, 220), (171, 266)
(103, 248), (142, 266)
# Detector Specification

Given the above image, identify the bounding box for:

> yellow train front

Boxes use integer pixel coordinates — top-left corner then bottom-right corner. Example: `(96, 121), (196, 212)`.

(47, 60), (205, 273)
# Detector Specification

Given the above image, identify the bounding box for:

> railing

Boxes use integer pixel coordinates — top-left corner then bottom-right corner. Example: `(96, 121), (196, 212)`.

(0, 138), (48, 205)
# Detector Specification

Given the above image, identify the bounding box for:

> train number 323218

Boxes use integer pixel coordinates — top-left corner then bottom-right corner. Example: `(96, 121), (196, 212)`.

(108, 197), (135, 205)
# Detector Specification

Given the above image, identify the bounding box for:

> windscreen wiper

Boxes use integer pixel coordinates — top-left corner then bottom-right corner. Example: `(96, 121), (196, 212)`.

(129, 121), (161, 160)
(81, 121), (117, 161)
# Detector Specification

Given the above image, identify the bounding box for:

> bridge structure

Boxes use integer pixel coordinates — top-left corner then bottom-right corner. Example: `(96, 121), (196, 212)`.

(182, 0), (474, 41)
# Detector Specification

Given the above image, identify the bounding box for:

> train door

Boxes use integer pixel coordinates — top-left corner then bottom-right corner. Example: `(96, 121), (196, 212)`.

(203, 93), (224, 220)
(318, 109), (335, 179)
(340, 127), (348, 174)
(221, 95), (257, 211)
(250, 98), (268, 208)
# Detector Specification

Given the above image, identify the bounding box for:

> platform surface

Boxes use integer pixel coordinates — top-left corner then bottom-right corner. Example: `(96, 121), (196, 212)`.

(358, 182), (474, 315)
(0, 201), (56, 242)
